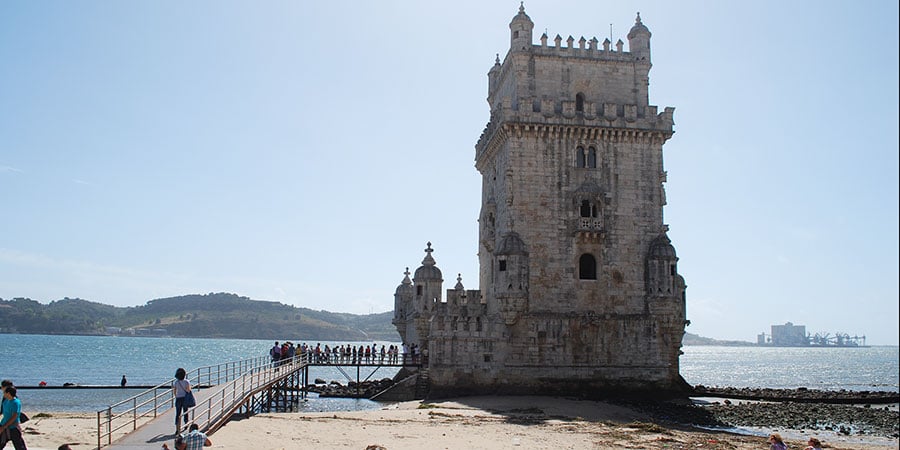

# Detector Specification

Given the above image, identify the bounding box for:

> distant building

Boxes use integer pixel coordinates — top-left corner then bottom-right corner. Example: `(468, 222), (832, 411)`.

(394, 6), (686, 397)
(770, 322), (808, 346)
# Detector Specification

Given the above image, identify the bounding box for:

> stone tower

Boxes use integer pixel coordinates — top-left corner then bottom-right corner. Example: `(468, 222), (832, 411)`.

(394, 6), (687, 397)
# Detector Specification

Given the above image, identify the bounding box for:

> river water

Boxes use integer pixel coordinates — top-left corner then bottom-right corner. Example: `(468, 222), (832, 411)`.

(1, 334), (896, 412)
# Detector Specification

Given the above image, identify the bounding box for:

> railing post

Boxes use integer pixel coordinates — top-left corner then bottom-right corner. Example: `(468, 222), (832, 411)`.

(106, 407), (112, 446)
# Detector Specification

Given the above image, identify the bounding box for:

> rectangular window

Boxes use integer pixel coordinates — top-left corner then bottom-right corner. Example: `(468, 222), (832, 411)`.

(499, 260), (507, 271)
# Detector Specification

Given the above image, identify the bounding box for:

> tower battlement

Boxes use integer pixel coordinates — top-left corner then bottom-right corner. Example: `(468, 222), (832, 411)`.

(476, 103), (675, 161)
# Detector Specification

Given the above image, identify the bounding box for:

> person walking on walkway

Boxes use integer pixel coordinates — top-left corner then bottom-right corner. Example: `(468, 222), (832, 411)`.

(173, 368), (192, 435)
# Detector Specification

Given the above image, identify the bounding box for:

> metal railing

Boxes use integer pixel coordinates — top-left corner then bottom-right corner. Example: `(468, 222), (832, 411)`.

(189, 354), (309, 434)
(95, 354), (287, 448)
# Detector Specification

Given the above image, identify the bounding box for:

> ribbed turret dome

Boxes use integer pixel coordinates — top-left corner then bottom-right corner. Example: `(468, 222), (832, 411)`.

(509, 2), (532, 27)
(627, 12), (651, 39)
(648, 234), (677, 259)
(395, 267), (414, 295)
(496, 232), (528, 255)
(413, 242), (443, 280)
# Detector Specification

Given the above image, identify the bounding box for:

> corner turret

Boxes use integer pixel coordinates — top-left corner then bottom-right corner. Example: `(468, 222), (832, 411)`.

(627, 12), (651, 61)
(509, 2), (533, 52)
(487, 54), (501, 98)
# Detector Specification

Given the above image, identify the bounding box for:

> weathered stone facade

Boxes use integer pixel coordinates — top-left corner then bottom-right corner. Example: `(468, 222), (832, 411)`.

(393, 6), (687, 397)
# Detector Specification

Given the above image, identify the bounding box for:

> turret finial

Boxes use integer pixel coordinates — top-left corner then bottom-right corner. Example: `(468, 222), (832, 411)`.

(455, 273), (464, 290)
(519, 1), (525, 14)
(422, 242), (436, 266)
(635, 12), (642, 24)
(495, 53), (500, 64)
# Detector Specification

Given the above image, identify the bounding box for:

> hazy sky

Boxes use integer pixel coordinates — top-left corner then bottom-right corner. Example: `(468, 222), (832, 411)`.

(2, 1), (897, 345)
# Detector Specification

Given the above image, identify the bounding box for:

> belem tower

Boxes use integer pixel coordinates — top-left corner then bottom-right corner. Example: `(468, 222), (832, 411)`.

(393, 5), (688, 397)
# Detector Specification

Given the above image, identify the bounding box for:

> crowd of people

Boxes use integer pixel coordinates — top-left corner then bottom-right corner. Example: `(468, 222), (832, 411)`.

(268, 341), (423, 365)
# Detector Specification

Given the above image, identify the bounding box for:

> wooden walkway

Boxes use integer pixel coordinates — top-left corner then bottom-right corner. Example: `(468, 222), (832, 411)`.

(101, 356), (306, 449)
(99, 355), (421, 449)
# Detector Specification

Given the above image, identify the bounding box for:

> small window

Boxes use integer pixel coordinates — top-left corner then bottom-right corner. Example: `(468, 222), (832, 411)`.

(588, 147), (597, 168)
(575, 93), (585, 112)
(513, 31), (519, 38)
(580, 200), (592, 218)
(499, 260), (507, 272)
(576, 146), (586, 168)
(579, 254), (597, 280)
(416, 285), (423, 295)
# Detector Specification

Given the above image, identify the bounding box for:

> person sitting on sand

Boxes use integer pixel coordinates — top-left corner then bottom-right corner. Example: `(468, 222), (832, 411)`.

(805, 437), (823, 450)
(768, 433), (787, 450)
(177, 423), (212, 450)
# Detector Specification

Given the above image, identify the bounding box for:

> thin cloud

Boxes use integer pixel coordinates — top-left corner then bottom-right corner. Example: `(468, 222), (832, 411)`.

(0, 165), (24, 174)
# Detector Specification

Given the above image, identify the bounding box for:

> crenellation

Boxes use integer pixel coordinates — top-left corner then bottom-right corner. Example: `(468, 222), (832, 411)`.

(396, 6), (686, 398)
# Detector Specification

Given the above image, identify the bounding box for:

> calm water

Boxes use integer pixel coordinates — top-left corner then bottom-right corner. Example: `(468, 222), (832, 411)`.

(679, 345), (899, 391)
(2, 334), (897, 412)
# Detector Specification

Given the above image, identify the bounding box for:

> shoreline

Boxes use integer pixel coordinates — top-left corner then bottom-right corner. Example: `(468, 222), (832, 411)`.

(19, 395), (899, 450)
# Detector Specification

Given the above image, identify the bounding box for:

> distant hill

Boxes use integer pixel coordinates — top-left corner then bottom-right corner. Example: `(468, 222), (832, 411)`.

(683, 331), (754, 346)
(0, 293), (399, 341)
(0, 294), (749, 345)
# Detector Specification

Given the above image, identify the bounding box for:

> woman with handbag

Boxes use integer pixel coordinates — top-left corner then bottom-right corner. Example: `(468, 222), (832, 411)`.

(173, 368), (193, 435)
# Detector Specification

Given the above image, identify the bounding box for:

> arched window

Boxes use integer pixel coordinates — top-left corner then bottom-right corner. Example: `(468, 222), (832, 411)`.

(587, 146), (597, 168)
(580, 200), (592, 218)
(575, 93), (585, 112)
(578, 254), (597, 280)
(576, 146), (586, 168)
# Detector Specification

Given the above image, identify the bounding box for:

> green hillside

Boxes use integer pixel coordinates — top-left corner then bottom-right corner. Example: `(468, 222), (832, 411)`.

(0, 293), (398, 341)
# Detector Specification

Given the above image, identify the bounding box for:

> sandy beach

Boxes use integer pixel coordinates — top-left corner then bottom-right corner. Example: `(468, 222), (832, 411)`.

(19, 396), (899, 450)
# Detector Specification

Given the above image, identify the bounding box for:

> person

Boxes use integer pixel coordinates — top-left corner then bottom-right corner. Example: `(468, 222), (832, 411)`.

(805, 437), (823, 450)
(768, 433), (787, 450)
(172, 368), (192, 435)
(174, 423), (212, 450)
(0, 386), (27, 450)
(120, 375), (127, 387)
(269, 341), (281, 365)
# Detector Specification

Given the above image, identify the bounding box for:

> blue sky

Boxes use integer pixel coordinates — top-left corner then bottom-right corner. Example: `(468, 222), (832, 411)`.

(1, 1), (897, 345)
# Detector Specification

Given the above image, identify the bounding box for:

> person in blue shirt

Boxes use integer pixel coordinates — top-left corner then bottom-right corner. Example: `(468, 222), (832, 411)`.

(0, 386), (27, 450)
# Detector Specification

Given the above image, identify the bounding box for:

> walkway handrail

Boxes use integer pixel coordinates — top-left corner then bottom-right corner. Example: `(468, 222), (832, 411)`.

(197, 354), (309, 434)
(95, 355), (273, 448)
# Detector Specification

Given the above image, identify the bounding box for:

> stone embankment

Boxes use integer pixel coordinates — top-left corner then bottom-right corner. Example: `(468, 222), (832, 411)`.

(692, 385), (900, 404)
(305, 378), (396, 398)
(628, 386), (900, 439)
